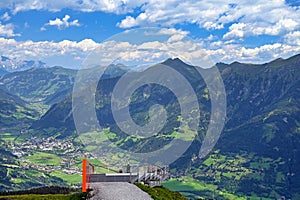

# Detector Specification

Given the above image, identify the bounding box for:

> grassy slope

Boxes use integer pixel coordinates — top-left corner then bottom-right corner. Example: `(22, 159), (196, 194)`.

(24, 152), (62, 166)
(163, 177), (273, 200)
(50, 171), (81, 185)
(135, 183), (187, 200)
(166, 177), (245, 199)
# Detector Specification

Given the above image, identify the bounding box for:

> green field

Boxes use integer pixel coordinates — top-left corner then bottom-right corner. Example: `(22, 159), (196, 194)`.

(163, 177), (246, 200)
(0, 132), (17, 142)
(24, 152), (62, 166)
(50, 170), (81, 185)
(135, 183), (187, 200)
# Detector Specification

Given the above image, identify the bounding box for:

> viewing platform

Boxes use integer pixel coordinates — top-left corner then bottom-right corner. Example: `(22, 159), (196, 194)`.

(82, 159), (168, 192)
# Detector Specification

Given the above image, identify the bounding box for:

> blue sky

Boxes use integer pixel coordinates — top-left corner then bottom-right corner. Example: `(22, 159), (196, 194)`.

(0, 0), (299, 68)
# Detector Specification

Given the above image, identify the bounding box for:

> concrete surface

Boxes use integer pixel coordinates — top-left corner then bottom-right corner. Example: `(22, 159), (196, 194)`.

(88, 182), (153, 200)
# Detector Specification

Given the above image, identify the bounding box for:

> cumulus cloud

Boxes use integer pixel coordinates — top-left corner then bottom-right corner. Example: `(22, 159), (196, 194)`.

(158, 28), (189, 36)
(42, 15), (80, 30)
(1, 12), (11, 21)
(0, 22), (20, 37)
(224, 18), (299, 39)
(203, 22), (224, 30)
(0, 37), (99, 67)
(0, 0), (299, 41)
(0, 27), (299, 69)
(116, 0), (300, 42)
(284, 31), (300, 46)
(116, 0), (299, 33)
(117, 16), (138, 28)
(144, 28), (190, 44)
(0, 0), (143, 14)
(223, 23), (247, 39)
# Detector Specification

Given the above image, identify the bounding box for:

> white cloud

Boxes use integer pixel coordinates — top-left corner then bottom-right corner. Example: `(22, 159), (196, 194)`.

(0, 0), (299, 41)
(223, 23), (247, 39)
(117, 12), (150, 28)
(159, 28), (189, 36)
(116, 0), (300, 41)
(43, 15), (80, 30)
(117, 16), (138, 28)
(116, 1), (230, 28)
(203, 22), (223, 30)
(0, 37), (99, 67)
(137, 41), (165, 50)
(219, 1), (300, 39)
(224, 18), (299, 40)
(260, 19), (298, 35)
(284, 31), (300, 46)
(0, 27), (299, 69)
(1, 12), (11, 21)
(143, 28), (190, 44)
(210, 42), (300, 64)
(0, 22), (20, 37)
(0, 0), (144, 14)
(144, 28), (189, 37)
(167, 34), (186, 43)
(115, 0), (299, 35)
(24, 22), (30, 28)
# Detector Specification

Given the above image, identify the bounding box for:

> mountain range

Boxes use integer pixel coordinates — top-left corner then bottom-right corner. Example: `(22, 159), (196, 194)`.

(0, 54), (299, 199)
(0, 56), (48, 73)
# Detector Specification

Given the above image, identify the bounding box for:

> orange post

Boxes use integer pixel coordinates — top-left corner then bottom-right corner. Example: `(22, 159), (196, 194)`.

(82, 158), (87, 192)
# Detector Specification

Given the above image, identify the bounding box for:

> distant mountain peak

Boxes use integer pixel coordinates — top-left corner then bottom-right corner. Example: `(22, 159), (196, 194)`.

(0, 56), (48, 72)
(101, 63), (129, 79)
(226, 53), (300, 67)
(160, 58), (198, 69)
(163, 57), (186, 65)
(108, 63), (128, 70)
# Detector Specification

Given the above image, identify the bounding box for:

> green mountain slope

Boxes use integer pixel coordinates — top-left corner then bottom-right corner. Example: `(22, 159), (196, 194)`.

(0, 88), (38, 128)
(0, 66), (76, 106)
(4, 54), (300, 198)
(185, 54), (300, 199)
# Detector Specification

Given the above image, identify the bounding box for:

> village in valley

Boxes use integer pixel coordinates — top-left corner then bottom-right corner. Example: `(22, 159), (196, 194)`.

(4, 137), (97, 176)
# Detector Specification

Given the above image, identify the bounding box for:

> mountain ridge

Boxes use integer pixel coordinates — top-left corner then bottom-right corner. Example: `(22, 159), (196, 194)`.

(0, 54), (299, 199)
(0, 56), (48, 73)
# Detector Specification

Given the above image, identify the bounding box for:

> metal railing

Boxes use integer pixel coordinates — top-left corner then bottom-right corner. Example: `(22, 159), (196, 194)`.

(82, 160), (168, 192)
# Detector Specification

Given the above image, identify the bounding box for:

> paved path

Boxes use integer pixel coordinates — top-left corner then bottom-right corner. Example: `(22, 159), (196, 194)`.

(88, 182), (153, 200)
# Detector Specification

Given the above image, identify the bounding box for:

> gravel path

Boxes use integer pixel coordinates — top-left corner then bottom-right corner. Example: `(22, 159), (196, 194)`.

(88, 182), (154, 200)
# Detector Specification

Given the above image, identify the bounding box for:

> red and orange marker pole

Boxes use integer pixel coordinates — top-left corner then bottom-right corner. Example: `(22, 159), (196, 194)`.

(82, 158), (87, 192)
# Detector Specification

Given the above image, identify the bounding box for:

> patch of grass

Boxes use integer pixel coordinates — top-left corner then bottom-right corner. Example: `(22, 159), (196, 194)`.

(11, 178), (25, 184)
(249, 162), (270, 170)
(78, 129), (117, 145)
(223, 172), (234, 179)
(135, 183), (187, 200)
(276, 172), (285, 183)
(172, 126), (197, 141)
(0, 132), (16, 142)
(50, 170), (81, 185)
(24, 152), (62, 166)
(203, 156), (213, 166)
(163, 177), (246, 200)
(163, 177), (217, 192)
